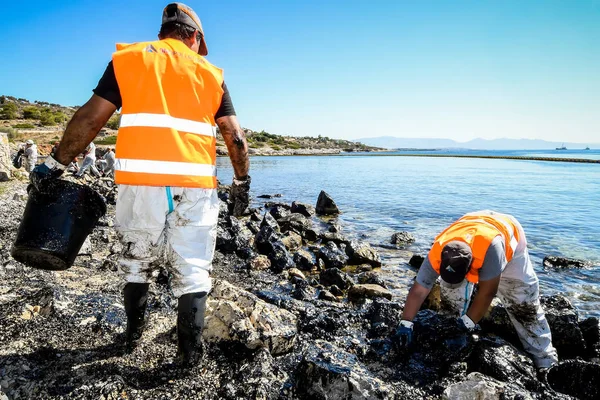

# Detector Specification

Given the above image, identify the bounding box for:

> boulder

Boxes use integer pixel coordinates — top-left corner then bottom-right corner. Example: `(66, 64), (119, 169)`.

(257, 193), (282, 199)
(320, 267), (353, 290)
(443, 372), (534, 400)
(543, 256), (593, 269)
(290, 201), (315, 217)
(327, 222), (341, 233)
(278, 214), (312, 236)
(346, 241), (382, 268)
(357, 271), (387, 288)
(260, 211), (280, 232)
(315, 190), (340, 216)
(468, 335), (537, 386)
(268, 204), (291, 220)
(367, 299), (404, 337)
(293, 249), (317, 271)
(541, 295), (587, 359)
(318, 242), (349, 269)
(0, 132), (11, 182)
(329, 284), (344, 297)
(254, 223), (281, 256)
(268, 242), (294, 272)
(203, 280), (297, 355)
(281, 231), (302, 252)
(409, 254), (425, 268)
(294, 340), (393, 399)
(391, 231), (415, 246)
(288, 268), (306, 281)
(348, 284), (392, 302)
(303, 228), (319, 242)
(579, 317), (600, 360)
(547, 360), (600, 400)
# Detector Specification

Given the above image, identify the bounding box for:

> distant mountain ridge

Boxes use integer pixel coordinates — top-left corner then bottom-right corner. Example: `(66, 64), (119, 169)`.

(354, 136), (598, 150)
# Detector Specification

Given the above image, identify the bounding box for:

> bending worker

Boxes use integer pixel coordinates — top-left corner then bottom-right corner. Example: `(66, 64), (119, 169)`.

(22, 140), (38, 173)
(31, 2), (250, 365)
(396, 210), (558, 372)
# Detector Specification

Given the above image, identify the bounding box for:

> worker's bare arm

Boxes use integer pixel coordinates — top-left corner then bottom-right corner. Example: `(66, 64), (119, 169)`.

(466, 275), (500, 323)
(216, 115), (249, 179)
(401, 282), (432, 321)
(54, 95), (116, 166)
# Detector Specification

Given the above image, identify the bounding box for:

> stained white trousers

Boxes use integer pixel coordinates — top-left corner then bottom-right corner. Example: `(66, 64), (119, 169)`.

(115, 185), (219, 297)
(440, 252), (558, 368)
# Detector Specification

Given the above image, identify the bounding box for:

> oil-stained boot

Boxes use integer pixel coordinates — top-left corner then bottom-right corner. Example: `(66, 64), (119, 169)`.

(176, 291), (207, 366)
(124, 282), (150, 353)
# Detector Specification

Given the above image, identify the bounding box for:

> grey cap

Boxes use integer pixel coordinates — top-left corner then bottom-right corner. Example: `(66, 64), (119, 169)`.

(162, 3), (208, 56)
(440, 240), (473, 284)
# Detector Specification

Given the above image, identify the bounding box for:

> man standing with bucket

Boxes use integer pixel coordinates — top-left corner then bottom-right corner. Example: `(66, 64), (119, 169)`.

(394, 210), (558, 374)
(31, 2), (250, 365)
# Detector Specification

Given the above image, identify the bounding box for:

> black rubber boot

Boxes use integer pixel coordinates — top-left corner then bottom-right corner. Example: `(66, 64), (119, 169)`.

(124, 282), (150, 353)
(176, 291), (207, 366)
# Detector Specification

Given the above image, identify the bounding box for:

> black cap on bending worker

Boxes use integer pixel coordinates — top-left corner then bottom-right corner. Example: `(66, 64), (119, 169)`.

(162, 2), (208, 56)
(439, 241), (473, 284)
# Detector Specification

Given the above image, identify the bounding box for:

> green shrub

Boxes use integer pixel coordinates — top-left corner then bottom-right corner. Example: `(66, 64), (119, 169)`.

(53, 112), (67, 124)
(22, 106), (41, 119)
(13, 123), (36, 129)
(287, 142), (301, 149)
(106, 115), (120, 130)
(271, 144), (281, 151)
(39, 111), (57, 126)
(94, 135), (117, 145)
(0, 103), (18, 120)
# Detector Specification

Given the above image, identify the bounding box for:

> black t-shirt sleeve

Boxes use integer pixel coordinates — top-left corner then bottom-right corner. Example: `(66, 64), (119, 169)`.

(93, 61), (122, 109)
(215, 82), (236, 119)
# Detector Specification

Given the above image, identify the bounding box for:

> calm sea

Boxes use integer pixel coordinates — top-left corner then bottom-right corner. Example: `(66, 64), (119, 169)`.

(216, 150), (600, 317)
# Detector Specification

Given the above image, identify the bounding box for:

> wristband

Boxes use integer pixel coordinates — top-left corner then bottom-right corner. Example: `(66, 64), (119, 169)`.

(400, 320), (414, 329)
(44, 155), (67, 171)
(460, 314), (476, 329)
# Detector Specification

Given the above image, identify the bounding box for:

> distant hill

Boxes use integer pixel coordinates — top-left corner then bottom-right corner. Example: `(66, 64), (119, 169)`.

(355, 136), (599, 150)
(0, 95), (380, 154)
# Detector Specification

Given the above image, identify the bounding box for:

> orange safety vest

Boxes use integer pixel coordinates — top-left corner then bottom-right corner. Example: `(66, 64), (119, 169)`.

(112, 38), (224, 188)
(428, 213), (520, 283)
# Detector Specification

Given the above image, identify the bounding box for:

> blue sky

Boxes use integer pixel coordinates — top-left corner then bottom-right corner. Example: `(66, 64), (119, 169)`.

(1, 0), (598, 142)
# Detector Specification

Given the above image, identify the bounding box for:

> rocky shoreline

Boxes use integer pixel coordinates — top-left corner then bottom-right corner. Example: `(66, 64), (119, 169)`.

(0, 178), (599, 399)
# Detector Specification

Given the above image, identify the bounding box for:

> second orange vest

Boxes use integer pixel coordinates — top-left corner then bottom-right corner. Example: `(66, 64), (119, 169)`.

(112, 38), (224, 188)
(428, 213), (520, 283)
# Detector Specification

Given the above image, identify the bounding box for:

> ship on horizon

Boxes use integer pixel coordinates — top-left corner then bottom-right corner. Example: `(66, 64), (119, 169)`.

(556, 143), (567, 150)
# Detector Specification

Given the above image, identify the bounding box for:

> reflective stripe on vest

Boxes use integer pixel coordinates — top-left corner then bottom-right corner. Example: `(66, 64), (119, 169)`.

(428, 212), (520, 283)
(112, 38), (224, 188)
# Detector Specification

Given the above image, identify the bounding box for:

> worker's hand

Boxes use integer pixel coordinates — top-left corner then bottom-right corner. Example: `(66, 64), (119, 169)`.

(456, 314), (477, 333)
(394, 320), (414, 349)
(229, 175), (251, 217)
(30, 156), (67, 191)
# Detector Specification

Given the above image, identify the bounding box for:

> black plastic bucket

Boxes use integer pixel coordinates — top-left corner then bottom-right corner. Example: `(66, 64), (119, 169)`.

(547, 359), (600, 400)
(11, 179), (107, 270)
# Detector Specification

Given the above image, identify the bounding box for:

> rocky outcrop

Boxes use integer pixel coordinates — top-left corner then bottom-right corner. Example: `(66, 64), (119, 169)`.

(203, 280), (297, 355)
(315, 190), (340, 216)
(294, 340), (393, 399)
(346, 240), (382, 268)
(391, 231), (415, 246)
(290, 201), (315, 217)
(541, 295), (587, 359)
(348, 284), (392, 302)
(543, 255), (594, 269)
(547, 360), (600, 400)
(580, 317), (600, 360)
(0, 132), (12, 182)
(318, 242), (349, 269)
(409, 254), (425, 268)
(320, 267), (353, 290)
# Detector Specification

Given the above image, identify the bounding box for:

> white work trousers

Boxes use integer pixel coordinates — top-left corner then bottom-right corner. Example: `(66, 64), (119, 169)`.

(115, 185), (219, 297)
(76, 156), (100, 177)
(23, 158), (36, 173)
(439, 256), (558, 368)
